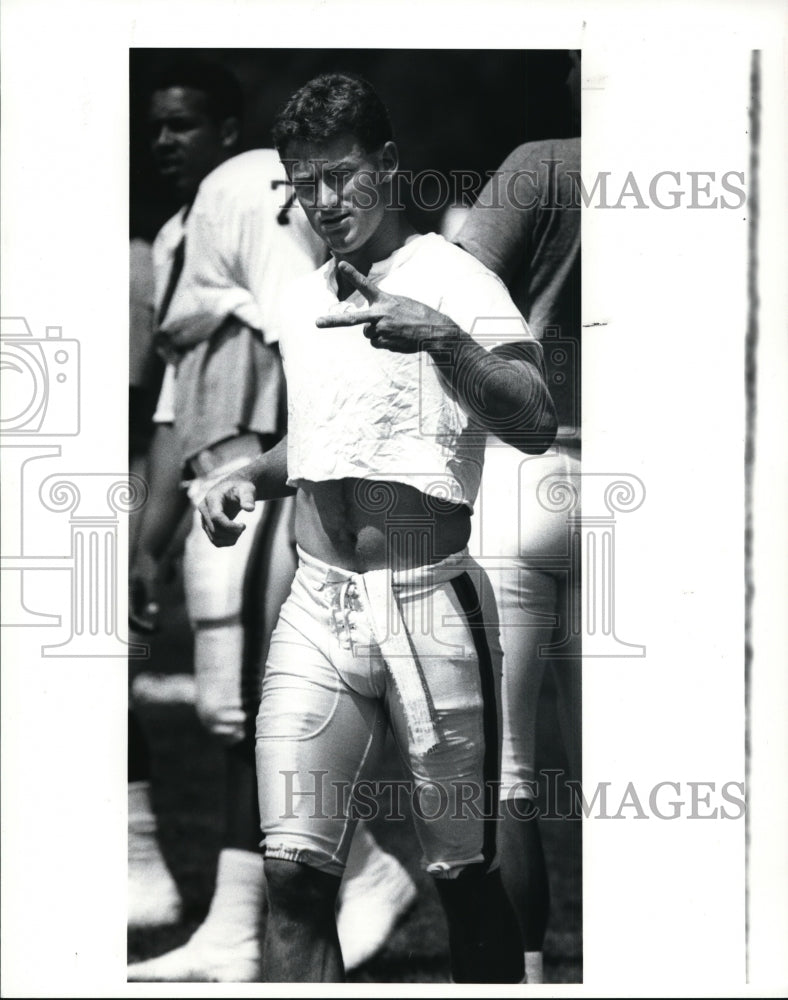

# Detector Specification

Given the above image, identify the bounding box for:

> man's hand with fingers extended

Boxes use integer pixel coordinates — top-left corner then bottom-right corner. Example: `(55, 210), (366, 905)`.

(316, 260), (460, 354)
(198, 436), (293, 547)
(199, 476), (257, 547)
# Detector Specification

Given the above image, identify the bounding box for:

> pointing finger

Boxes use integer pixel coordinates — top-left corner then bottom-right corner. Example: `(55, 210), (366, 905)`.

(336, 260), (380, 303)
(316, 308), (386, 329)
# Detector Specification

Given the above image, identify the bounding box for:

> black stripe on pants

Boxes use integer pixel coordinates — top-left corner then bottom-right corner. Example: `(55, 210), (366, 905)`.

(449, 571), (500, 868)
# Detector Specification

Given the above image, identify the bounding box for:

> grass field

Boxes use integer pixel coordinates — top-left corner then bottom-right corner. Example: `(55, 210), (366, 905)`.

(129, 570), (582, 983)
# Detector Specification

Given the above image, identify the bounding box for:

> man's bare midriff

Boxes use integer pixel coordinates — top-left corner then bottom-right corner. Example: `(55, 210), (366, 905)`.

(295, 478), (471, 572)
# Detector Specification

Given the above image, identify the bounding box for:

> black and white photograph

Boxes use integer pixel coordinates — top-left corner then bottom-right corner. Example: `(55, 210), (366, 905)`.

(1, 0), (786, 996)
(127, 46), (582, 985)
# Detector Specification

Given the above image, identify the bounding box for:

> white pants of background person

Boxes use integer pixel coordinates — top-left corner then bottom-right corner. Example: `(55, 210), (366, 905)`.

(470, 442), (581, 984)
(183, 457), (266, 744)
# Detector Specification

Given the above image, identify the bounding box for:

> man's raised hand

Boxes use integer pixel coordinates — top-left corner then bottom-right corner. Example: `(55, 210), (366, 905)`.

(316, 261), (387, 328)
(199, 476), (257, 547)
(315, 260), (459, 354)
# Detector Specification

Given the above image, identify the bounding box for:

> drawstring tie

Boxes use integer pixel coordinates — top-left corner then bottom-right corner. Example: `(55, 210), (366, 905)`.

(328, 569), (440, 755)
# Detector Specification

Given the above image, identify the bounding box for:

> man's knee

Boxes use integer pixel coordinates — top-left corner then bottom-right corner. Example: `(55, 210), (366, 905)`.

(433, 859), (487, 897)
(264, 858), (341, 917)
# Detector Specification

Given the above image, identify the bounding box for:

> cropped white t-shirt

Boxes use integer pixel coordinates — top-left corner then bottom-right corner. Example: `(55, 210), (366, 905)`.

(277, 232), (536, 510)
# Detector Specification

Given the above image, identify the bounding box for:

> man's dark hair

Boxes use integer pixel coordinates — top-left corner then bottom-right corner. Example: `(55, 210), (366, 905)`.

(149, 56), (244, 124)
(272, 72), (393, 155)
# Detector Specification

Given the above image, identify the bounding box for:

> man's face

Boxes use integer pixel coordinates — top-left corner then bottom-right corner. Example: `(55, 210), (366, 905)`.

(149, 86), (231, 201)
(283, 134), (395, 255)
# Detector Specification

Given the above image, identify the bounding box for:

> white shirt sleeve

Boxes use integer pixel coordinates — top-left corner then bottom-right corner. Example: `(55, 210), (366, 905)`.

(437, 265), (535, 350)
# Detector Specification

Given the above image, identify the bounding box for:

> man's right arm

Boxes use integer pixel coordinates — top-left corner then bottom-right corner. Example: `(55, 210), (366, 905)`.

(199, 435), (294, 547)
(130, 422), (190, 631)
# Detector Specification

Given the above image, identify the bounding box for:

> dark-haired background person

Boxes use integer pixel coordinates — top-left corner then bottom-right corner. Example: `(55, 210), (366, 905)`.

(453, 65), (581, 980)
(200, 72), (557, 983)
(127, 59), (286, 975)
(127, 58), (245, 941)
(128, 58), (416, 982)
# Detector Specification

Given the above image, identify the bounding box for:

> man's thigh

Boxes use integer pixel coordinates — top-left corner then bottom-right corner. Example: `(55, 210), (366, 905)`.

(389, 566), (503, 877)
(255, 612), (388, 878)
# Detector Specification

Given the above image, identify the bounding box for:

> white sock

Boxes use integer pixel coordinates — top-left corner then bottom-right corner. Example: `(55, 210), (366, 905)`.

(127, 848), (265, 981)
(128, 781), (181, 927)
(341, 822), (395, 888)
(336, 823), (417, 970)
(189, 848), (265, 948)
(524, 950), (544, 984)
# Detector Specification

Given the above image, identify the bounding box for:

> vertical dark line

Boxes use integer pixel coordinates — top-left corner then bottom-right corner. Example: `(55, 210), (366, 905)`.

(156, 233), (186, 327)
(744, 47), (760, 985)
(240, 496), (282, 725)
(449, 572), (499, 867)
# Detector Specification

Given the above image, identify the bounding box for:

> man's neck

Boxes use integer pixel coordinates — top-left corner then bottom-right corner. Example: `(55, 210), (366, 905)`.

(335, 210), (418, 277)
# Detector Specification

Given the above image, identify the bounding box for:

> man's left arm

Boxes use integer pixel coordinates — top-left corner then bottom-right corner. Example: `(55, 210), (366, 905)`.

(316, 260), (557, 454)
(427, 334), (557, 454)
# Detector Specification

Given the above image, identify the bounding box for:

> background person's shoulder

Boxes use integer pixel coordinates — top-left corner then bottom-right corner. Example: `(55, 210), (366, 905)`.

(498, 137), (580, 175)
(195, 149), (286, 209)
(425, 231), (510, 286)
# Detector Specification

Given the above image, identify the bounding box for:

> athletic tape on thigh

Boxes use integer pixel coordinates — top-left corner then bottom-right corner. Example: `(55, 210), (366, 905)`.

(357, 568), (440, 756)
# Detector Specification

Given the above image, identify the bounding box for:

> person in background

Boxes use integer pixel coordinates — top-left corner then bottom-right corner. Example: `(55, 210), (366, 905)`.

(452, 53), (581, 983)
(128, 57), (415, 983)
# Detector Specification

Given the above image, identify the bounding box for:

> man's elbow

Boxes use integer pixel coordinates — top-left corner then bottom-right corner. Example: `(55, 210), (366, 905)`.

(494, 421), (556, 455)
(480, 371), (559, 453)
(516, 394), (558, 455)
